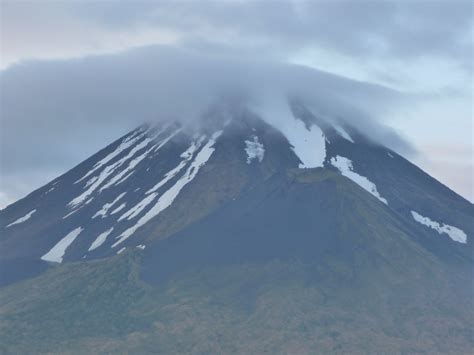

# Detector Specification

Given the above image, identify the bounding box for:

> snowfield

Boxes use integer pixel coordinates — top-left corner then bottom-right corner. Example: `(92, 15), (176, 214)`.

(245, 136), (265, 164)
(88, 227), (114, 251)
(330, 155), (388, 204)
(41, 227), (83, 263)
(6, 209), (36, 228)
(411, 211), (467, 243)
(112, 130), (223, 247)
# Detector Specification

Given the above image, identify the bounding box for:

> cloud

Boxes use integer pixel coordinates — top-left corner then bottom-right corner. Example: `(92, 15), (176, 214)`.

(0, 45), (413, 207)
(2, 1), (472, 72)
(0, 1), (472, 205)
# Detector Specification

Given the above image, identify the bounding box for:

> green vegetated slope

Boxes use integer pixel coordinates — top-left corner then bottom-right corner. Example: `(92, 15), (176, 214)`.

(1, 254), (472, 354)
(0, 171), (472, 354)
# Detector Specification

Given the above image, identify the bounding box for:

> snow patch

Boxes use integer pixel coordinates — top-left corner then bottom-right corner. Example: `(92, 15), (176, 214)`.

(333, 124), (354, 143)
(112, 131), (223, 247)
(92, 193), (126, 219)
(41, 227), (83, 263)
(100, 128), (182, 191)
(330, 155), (388, 204)
(245, 136), (265, 164)
(75, 129), (145, 184)
(88, 227), (114, 251)
(45, 186), (56, 194)
(252, 99), (325, 168)
(111, 203), (126, 215)
(117, 247), (126, 255)
(118, 193), (157, 221)
(387, 152), (394, 158)
(136, 244), (146, 250)
(99, 145), (153, 191)
(119, 137), (207, 221)
(146, 136), (206, 195)
(411, 211), (467, 243)
(288, 119), (326, 168)
(6, 209), (36, 227)
(68, 132), (168, 208)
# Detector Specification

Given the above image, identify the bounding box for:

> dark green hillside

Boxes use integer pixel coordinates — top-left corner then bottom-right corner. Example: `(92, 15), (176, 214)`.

(1, 170), (472, 354)
(1, 252), (472, 354)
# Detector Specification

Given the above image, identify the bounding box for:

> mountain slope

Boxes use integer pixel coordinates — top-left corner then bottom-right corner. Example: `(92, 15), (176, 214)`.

(1, 169), (472, 353)
(1, 105), (471, 286)
(0, 102), (472, 352)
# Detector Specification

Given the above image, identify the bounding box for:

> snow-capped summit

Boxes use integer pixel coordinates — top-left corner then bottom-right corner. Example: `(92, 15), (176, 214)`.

(0, 101), (472, 286)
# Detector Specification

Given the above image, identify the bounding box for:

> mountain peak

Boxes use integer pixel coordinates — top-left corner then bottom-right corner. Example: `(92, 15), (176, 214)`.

(0, 106), (472, 288)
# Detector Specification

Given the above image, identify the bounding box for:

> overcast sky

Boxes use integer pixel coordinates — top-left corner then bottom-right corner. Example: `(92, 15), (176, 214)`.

(0, 0), (472, 207)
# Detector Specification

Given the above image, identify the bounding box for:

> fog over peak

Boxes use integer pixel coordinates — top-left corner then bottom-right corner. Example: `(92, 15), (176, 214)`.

(0, 43), (465, 207)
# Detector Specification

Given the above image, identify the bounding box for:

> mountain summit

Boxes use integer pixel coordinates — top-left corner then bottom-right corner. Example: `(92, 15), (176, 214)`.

(1, 102), (473, 353)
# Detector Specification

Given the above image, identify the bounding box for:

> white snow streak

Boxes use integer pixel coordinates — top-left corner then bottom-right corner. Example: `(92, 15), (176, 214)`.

(146, 136), (205, 195)
(118, 137), (206, 222)
(245, 136), (265, 164)
(118, 193), (157, 221)
(6, 209), (36, 227)
(92, 193), (126, 219)
(333, 124), (354, 143)
(88, 227), (114, 251)
(411, 211), (467, 243)
(68, 128), (179, 208)
(40, 227), (83, 263)
(287, 119), (326, 168)
(117, 247), (127, 254)
(330, 155), (388, 204)
(45, 186), (56, 194)
(98, 145), (153, 191)
(100, 128), (182, 191)
(68, 136), (154, 208)
(111, 203), (126, 215)
(111, 131), (223, 247)
(252, 100), (325, 168)
(75, 129), (145, 184)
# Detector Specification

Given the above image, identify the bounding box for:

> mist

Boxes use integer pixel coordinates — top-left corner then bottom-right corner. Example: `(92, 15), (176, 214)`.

(1, 44), (414, 206)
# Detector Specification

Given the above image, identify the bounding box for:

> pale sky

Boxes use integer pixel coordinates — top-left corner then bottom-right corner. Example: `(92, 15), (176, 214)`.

(0, 0), (472, 207)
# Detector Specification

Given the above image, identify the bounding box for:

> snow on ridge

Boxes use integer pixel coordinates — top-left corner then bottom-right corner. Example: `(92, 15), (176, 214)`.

(6, 209), (36, 228)
(118, 137), (207, 222)
(146, 136), (206, 195)
(111, 203), (126, 215)
(153, 127), (182, 152)
(330, 155), (388, 204)
(99, 127), (183, 192)
(111, 130), (223, 248)
(41, 227), (83, 263)
(44, 181), (59, 195)
(411, 211), (467, 243)
(245, 136), (265, 164)
(98, 144), (154, 192)
(92, 193), (126, 219)
(118, 193), (157, 221)
(333, 124), (354, 143)
(75, 129), (145, 184)
(88, 227), (114, 251)
(288, 119), (326, 168)
(251, 99), (326, 169)
(68, 128), (171, 209)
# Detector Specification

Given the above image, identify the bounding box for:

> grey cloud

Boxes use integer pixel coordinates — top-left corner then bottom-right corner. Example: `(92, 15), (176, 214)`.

(0, 45), (412, 206)
(66, 1), (473, 67)
(3, 1), (472, 70)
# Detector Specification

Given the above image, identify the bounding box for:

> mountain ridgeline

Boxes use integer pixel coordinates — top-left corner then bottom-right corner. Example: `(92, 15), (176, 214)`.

(0, 103), (473, 353)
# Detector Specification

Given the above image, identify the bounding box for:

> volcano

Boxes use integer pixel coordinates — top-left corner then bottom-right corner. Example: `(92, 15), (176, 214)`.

(1, 102), (472, 353)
